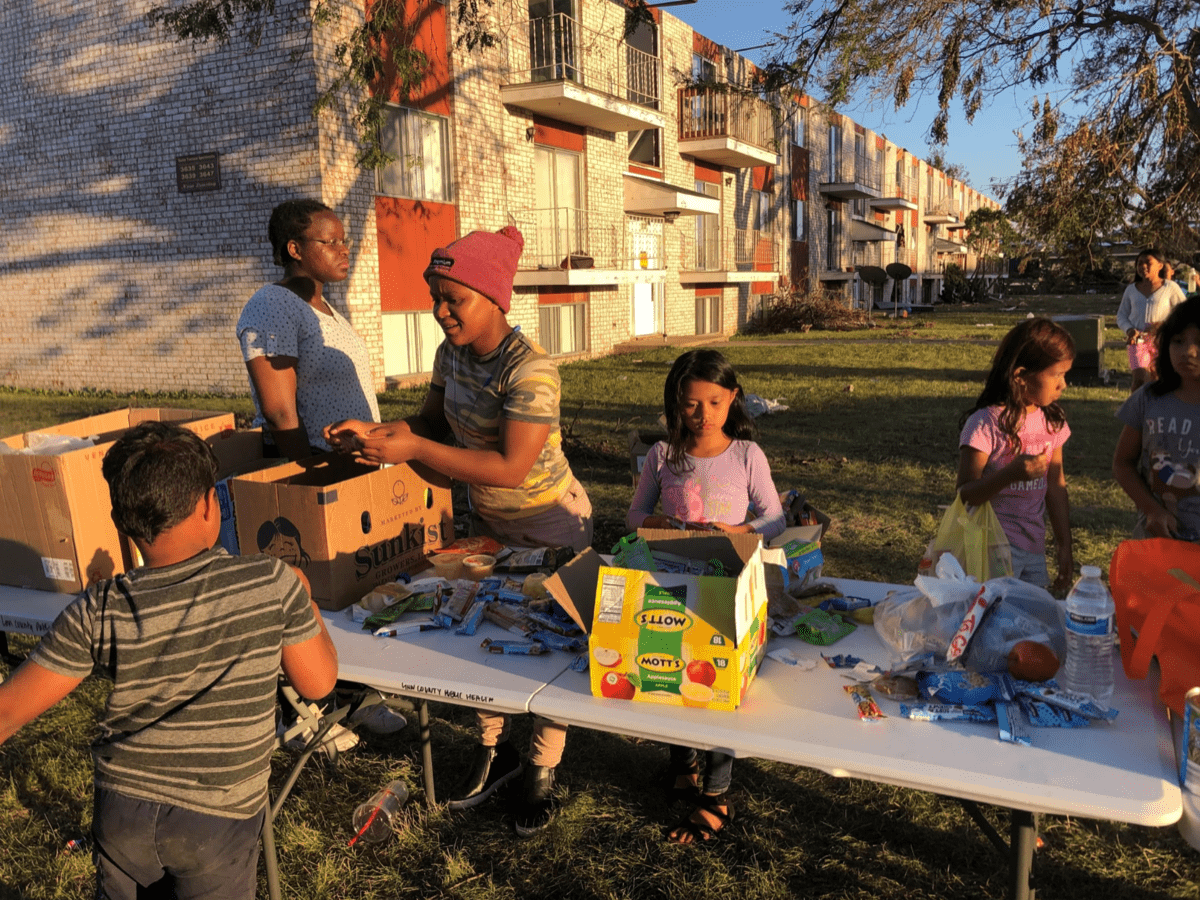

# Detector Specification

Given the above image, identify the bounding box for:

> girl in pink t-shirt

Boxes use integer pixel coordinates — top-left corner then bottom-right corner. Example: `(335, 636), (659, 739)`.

(957, 318), (1076, 591)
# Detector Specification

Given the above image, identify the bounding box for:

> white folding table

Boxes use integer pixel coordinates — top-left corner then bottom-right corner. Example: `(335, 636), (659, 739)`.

(527, 577), (1182, 900)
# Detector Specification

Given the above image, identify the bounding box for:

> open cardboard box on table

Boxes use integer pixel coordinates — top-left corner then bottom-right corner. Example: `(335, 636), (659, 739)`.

(230, 454), (454, 611)
(0, 408), (235, 592)
(546, 530), (771, 711)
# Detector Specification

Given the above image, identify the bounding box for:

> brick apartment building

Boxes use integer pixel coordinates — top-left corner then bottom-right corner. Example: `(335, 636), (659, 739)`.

(0, 0), (1001, 396)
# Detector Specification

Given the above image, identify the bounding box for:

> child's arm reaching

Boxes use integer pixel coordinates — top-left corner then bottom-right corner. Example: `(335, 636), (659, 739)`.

(1044, 447), (1073, 592)
(956, 445), (1052, 506)
(0, 660), (83, 746)
(1113, 424), (1178, 538)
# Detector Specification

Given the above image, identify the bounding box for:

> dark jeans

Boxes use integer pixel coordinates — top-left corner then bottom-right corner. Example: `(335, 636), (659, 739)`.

(669, 745), (734, 795)
(93, 788), (264, 900)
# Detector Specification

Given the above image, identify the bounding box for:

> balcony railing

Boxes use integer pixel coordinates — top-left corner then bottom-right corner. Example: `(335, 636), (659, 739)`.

(892, 247), (918, 270)
(734, 227), (780, 270)
(851, 154), (881, 192)
(507, 14), (660, 109)
(509, 207), (664, 270)
(885, 174), (916, 199)
(852, 242), (882, 268)
(678, 86), (776, 151)
(925, 198), (958, 219)
(678, 222), (725, 272)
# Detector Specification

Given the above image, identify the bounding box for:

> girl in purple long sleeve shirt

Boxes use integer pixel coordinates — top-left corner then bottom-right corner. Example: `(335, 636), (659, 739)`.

(625, 349), (784, 843)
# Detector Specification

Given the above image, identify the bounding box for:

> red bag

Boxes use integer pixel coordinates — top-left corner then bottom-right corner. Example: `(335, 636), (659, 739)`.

(1109, 538), (1200, 716)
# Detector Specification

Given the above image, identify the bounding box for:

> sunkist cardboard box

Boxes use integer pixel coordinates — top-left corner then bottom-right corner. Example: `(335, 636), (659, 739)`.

(207, 428), (289, 556)
(231, 454), (454, 611)
(547, 531), (771, 711)
(0, 408), (235, 592)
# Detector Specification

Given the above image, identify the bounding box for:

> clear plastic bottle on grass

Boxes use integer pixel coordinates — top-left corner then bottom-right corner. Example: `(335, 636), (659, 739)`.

(349, 779), (409, 846)
(1061, 565), (1115, 704)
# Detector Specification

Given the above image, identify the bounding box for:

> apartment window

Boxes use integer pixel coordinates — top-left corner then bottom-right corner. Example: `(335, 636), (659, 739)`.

(695, 180), (720, 269)
(695, 294), (722, 335)
(749, 293), (769, 322)
(534, 145), (582, 267)
(539, 302), (587, 356)
(826, 206), (842, 269)
(382, 311), (441, 377)
(749, 190), (770, 230)
(629, 128), (661, 168)
(377, 106), (451, 201)
(791, 197), (805, 242)
(529, 0), (579, 83)
(827, 124), (842, 181)
(792, 107), (806, 148)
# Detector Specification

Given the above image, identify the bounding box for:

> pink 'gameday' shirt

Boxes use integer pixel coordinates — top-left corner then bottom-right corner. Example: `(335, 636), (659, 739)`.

(959, 406), (1071, 553)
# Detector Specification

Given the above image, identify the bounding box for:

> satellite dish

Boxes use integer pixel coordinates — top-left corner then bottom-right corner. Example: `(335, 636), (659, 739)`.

(857, 265), (888, 286)
(886, 262), (913, 281)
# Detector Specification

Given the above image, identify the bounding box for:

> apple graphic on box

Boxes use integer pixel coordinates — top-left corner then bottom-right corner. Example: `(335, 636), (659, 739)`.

(600, 671), (636, 700)
(593, 646), (622, 668)
(685, 659), (717, 687)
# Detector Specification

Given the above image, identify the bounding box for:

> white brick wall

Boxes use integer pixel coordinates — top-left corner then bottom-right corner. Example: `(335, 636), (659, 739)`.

(0, 0), (374, 394)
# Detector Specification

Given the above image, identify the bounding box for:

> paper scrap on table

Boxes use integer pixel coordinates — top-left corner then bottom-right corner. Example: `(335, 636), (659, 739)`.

(767, 648), (817, 670)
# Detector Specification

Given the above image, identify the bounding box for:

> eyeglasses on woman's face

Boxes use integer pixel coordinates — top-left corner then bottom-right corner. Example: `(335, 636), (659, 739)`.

(301, 236), (353, 250)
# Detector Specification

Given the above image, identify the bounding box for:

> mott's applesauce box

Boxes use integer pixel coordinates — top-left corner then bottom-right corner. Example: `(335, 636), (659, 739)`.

(588, 533), (770, 711)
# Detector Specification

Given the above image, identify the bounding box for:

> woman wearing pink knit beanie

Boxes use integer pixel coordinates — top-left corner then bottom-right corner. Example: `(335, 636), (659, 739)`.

(326, 226), (592, 836)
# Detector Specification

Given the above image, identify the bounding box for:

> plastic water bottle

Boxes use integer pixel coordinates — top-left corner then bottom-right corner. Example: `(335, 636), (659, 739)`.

(1061, 565), (1115, 704)
(349, 780), (409, 845)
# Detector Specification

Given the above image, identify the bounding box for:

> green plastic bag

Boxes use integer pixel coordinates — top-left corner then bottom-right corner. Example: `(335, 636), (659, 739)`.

(919, 495), (1013, 583)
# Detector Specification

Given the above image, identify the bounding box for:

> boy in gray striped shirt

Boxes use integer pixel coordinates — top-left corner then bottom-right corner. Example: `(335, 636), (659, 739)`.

(0, 421), (339, 899)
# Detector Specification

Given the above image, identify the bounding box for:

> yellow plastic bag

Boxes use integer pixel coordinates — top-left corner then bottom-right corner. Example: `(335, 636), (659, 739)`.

(918, 495), (1013, 582)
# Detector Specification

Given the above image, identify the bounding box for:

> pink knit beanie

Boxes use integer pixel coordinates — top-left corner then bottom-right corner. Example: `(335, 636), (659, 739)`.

(423, 226), (525, 313)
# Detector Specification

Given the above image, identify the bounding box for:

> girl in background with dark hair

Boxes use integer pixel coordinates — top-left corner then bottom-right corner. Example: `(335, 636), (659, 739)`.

(958, 317), (1076, 591)
(1117, 248), (1187, 392)
(625, 349), (784, 843)
(1114, 296), (1200, 542)
(237, 199), (379, 461)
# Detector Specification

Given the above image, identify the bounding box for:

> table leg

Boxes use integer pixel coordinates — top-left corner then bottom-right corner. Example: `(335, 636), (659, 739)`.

(262, 810), (281, 900)
(1010, 808), (1036, 900)
(418, 699), (436, 806)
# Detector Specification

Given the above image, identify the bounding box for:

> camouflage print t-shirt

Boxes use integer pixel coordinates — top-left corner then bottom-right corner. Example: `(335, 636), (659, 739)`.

(431, 330), (574, 519)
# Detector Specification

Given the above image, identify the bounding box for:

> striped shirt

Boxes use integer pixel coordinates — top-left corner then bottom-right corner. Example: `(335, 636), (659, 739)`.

(30, 547), (319, 818)
(432, 329), (575, 519)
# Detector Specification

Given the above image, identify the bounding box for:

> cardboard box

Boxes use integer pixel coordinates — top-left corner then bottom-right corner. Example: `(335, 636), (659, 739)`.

(627, 428), (667, 489)
(207, 429), (289, 556)
(549, 532), (770, 711)
(230, 454), (454, 610)
(0, 408), (236, 592)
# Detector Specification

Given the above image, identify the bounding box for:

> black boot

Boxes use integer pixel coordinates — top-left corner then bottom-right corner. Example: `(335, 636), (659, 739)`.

(514, 765), (557, 837)
(447, 741), (521, 810)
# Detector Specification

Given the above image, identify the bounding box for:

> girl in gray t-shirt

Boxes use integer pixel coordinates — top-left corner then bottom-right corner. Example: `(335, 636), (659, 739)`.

(1115, 296), (1200, 542)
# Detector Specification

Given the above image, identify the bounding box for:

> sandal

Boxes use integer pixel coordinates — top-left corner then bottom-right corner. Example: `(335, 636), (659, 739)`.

(658, 757), (701, 804)
(667, 792), (734, 844)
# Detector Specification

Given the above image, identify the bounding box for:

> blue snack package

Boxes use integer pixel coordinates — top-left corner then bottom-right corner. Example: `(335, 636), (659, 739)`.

(996, 700), (1032, 746)
(1017, 695), (1092, 727)
(917, 670), (1000, 706)
(818, 596), (871, 613)
(1017, 681), (1118, 721)
(900, 702), (997, 723)
(821, 653), (864, 668)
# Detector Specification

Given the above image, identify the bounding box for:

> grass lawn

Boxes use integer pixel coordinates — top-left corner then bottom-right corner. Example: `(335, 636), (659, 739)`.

(3, 293), (1198, 899)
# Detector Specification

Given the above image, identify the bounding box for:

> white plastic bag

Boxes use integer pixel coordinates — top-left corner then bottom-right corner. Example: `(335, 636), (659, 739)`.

(874, 573), (1066, 673)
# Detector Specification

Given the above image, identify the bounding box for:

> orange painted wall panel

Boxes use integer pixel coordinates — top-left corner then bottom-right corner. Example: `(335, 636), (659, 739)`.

(376, 196), (458, 312)
(374, 0), (451, 116)
(695, 160), (722, 184)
